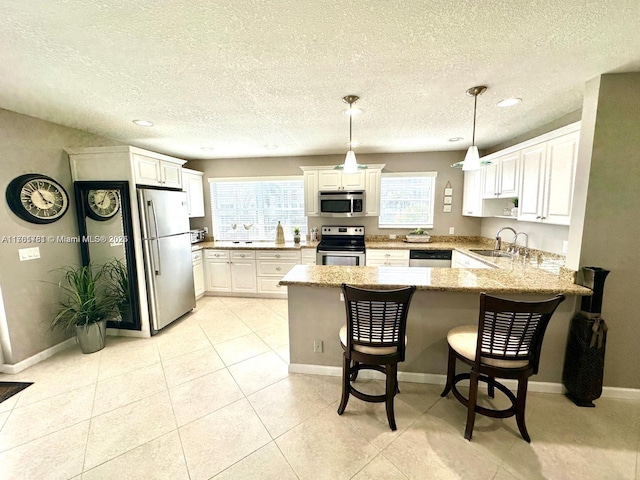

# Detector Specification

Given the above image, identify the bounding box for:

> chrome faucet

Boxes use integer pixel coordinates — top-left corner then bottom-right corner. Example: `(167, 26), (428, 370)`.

(513, 232), (529, 257)
(495, 227), (517, 251)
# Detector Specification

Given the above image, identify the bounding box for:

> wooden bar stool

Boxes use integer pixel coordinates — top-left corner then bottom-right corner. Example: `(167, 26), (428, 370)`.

(337, 284), (416, 431)
(441, 293), (565, 442)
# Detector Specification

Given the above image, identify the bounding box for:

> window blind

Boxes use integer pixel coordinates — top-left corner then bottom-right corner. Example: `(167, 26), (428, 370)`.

(378, 172), (437, 228)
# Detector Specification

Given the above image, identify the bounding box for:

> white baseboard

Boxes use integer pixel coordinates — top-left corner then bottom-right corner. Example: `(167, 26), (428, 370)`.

(288, 363), (640, 400)
(0, 337), (75, 374)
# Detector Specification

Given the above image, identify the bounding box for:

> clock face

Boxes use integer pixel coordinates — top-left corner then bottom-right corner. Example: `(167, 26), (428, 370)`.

(6, 174), (69, 224)
(86, 189), (120, 220)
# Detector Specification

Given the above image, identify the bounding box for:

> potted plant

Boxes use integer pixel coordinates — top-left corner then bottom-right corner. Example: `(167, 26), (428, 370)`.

(293, 227), (301, 244)
(104, 258), (131, 324)
(50, 263), (118, 354)
(511, 198), (519, 217)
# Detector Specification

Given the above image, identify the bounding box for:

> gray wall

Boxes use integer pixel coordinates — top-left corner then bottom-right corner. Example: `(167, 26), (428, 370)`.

(0, 108), (121, 365)
(572, 73), (640, 389)
(186, 150), (483, 238)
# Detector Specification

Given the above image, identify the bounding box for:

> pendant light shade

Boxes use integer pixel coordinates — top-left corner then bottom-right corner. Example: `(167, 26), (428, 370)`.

(335, 95), (366, 172)
(344, 149), (358, 173)
(452, 85), (487, 171)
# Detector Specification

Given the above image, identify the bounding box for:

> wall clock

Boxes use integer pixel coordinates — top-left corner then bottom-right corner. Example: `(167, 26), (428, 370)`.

(86, 189), (120, 221)
(5, 173), (70, 224)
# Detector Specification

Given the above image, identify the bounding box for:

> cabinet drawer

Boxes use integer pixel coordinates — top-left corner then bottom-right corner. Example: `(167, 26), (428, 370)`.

(205, 250), (229, 260)
(257, 277), (287, 294)
(257, 260), (298, 276)
(192, 250), (203, 262)
(231, 251), (255, 260)
(256, 250), (300, 261)
(366, 249), (409, 260)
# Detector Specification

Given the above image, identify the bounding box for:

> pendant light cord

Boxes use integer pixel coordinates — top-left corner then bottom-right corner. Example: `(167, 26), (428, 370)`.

(349, 101), (353, 148)
(472, 92), (477, 147)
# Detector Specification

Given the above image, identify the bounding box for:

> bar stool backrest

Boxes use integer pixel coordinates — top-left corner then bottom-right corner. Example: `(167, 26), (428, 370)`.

(477, 293), (565, 373)
(341, 284), (416, 360)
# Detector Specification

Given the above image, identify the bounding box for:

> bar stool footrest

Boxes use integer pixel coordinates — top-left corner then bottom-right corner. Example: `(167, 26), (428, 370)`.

(451, 373), (517, 419)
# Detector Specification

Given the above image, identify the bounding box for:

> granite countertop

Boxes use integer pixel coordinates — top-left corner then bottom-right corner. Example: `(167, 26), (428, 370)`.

(196, 240), (318, 250)
(279, 265), (591, 296)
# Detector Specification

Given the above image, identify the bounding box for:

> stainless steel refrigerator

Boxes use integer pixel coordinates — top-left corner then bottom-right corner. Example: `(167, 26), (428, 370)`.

(138, 188), (196, 333)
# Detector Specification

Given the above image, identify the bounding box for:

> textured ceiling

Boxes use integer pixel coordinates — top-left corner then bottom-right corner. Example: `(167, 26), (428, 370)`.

(1, 0), (640, 160)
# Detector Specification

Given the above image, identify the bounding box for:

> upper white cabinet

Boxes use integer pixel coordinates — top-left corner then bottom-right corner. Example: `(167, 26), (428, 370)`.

(318, 169), (365, 191)
(301, 164), (385, 217)
(462, 169), (484, 217)
(303, 170), (319, 217)
(518, 131), (580, 225)
(481, 151), (520, 199)
(68, 146), (187, 190)
(365, 168), (381, 216)
(133, 153), (183, 189)
(182, 168), (205, 218)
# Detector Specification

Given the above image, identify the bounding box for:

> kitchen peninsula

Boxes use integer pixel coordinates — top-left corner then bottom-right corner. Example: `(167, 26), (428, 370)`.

(280, 261), (591, 387)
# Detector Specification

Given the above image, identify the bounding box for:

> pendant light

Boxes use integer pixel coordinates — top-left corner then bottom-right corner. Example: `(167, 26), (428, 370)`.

(335, 95), (366, 173)
(451, 85), (487, 170)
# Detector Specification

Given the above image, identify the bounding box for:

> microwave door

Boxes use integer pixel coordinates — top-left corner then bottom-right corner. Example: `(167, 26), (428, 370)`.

(320, 198), (352, 214)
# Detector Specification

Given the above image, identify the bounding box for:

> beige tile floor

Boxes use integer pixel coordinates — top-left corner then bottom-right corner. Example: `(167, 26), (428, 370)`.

(0, 296), (638, 479)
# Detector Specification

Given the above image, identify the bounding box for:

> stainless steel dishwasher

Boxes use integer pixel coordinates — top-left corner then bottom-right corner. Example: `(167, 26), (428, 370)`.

(409, 250), (452, 267)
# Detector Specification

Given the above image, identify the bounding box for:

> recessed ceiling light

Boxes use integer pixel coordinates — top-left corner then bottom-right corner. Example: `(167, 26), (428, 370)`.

(449, 137), (463, 142)
(200, 146), (215, 151)
(264, 145), (279, 150)
(497, 97), (522, 107)
(132, 119), (153, 126)
(343, 108), (363, 116)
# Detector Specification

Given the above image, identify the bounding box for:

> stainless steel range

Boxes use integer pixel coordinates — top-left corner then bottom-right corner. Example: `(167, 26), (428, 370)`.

(316, 225), (366, 266)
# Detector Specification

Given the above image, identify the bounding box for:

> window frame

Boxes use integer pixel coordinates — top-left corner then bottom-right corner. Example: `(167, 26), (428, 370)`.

(208, 175), (306, 241)
(377, 171), (437, 229)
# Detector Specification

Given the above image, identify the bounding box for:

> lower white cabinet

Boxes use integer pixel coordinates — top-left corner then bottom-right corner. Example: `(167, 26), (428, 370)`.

(204, 249), (300, 297)
(256, 250), (300, 296)
(205, 250), (256, 293)
(301, 248), (316, 265)
(192, 250), (205, 297)
(366, 249), (409, 267)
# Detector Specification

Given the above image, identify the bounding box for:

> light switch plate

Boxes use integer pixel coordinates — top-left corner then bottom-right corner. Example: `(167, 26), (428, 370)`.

(19, 247), (40, 261)
(449, 227), (455, 234)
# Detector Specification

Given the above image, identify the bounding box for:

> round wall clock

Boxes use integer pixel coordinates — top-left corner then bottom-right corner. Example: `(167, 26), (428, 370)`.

(86, 189), (120, 221)
(5, 173), (70, 224)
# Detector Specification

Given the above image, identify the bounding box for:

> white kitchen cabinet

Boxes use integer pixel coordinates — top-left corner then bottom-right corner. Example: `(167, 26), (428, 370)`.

(301, 165), (385, 217)
(205, 250), (256, 293)
(301, 248), (316, 265)
(365, 168), (381, 216)
(133, 153), (183, 188)
(256, 250), (300, 296)
(366, 249), (409, 267)
(481, 151), (520, 199)
(462, 169), (484, 217)
(451, 250), (492, 269)
(318, 169), (365, 191)
(230, 251), (257, 292)
(303, 170), (319, 216)
(183, 168), (205, 218)
(192, 250), (205, 297)
(517, 131), (579, 225)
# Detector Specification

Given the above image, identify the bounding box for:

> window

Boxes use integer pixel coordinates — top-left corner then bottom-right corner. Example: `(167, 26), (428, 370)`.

(209, 176), (306, 241)
(378, 172), (437, 228)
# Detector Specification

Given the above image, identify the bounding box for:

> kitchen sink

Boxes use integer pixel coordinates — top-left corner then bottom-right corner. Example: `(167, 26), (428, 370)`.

(469, 249), (512, 258)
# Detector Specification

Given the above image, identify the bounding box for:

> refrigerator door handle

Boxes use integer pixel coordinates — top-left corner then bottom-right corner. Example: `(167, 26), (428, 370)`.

(148, 200), (162, 275)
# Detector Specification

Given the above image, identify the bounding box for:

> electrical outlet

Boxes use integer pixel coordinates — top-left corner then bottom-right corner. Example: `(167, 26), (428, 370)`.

(314, 340), (323, 353)
(203, 227), (209, 234)
(340, 292), (344, 302)
(449, 227), (455, 235)
(562, 240), (569, 254)
(389, 234), (396, 239)
(18, 247), (40, 261)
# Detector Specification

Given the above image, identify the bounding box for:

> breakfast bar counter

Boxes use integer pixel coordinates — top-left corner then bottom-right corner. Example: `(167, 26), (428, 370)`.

(280, 264), (590, 386)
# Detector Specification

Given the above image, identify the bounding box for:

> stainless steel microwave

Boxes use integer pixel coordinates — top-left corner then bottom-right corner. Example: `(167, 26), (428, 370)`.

(318, 191), (366, 217)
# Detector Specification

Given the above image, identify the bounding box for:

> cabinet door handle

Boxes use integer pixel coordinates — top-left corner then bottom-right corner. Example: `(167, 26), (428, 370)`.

(385, 253), (390, 257)
(275, 254), (281, 258)
(276, 267), (281, 271)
